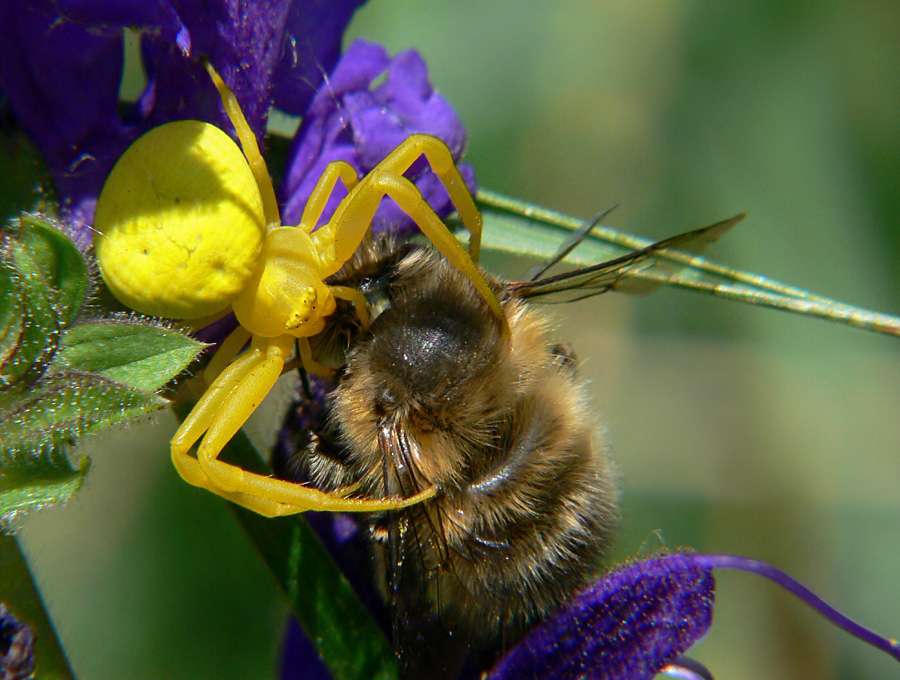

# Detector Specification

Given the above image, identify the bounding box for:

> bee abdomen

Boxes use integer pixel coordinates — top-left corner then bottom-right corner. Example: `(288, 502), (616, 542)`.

(431, 361), (618, 641)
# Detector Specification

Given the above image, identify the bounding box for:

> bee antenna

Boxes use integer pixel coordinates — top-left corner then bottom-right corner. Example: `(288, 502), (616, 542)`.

(525, 202), (619, 281)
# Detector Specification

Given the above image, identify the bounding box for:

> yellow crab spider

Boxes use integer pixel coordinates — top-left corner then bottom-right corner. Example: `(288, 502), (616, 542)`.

(92, 61), (506, 517)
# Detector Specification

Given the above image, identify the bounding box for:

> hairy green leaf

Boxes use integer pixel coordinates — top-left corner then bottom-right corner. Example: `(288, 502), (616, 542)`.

(0, 262), (25, 371)
(0, 372), (166, 462)
(14, 214), (88, 326)
(0, 454), (89, 520)
(57, 321), (205, 392)
(0, 245), (61, 387)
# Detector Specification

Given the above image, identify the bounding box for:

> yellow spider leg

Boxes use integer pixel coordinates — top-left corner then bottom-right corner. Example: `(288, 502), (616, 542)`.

(164, 468), (371, 517)
(241, 484), (439, 516)
(200, 463), (438, 516)
(333, 171), (508, 334)
(330, 285), (371, 329)
(325, 135), (483, 268)
(373, 134), (483, 260)
(176, 433), (418, 517)
(195, 334), (293, 492)
(296, 337), (334, 378)
(319, 135), (482, 268)
(193, 336), (438, 513)
(203, 325), (251, 383)
(299, 160), (360, 232)
(171, 342), (266, 487)
(204, 60), (280, 228)
(198, 477), (437, 517)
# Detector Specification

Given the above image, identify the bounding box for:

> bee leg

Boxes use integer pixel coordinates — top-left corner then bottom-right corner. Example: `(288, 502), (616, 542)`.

(550, 343), (578, 371)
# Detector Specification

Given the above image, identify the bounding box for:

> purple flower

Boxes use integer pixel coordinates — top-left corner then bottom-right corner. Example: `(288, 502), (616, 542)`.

(279, 532), (900, 678)
(280, 39), (477, 235)
(279, 550), (715, 679)
(0, 603), (35, 680)
(486, 555), (714, 680)
(0, 1), (471, 245)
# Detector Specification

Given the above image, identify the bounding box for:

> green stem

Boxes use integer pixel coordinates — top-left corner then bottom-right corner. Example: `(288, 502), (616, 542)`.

(0, 534), (77, 679)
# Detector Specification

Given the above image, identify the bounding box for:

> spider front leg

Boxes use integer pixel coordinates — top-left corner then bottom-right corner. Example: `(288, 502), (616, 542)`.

(297, 160), (359, 233)
(171, 334), (292, 492)
(173, 334), (436, 515)
(368, 134), (484, 260)
(327, 171), (508, 332)
(314, 134), (506, 332)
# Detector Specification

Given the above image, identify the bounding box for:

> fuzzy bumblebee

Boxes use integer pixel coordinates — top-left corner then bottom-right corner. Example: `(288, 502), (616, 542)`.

(93, 61), (504, 516)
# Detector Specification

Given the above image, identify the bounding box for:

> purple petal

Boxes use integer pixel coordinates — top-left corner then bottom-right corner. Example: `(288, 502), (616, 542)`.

(271, 0), (368, 115)
(140, 0), (292, 139)
(279, 619), (333, 680)
(306, 40), (392, 117)
(347, 48), (467, 165)
(486, 554), (715, 680)
(0, 4), (136, 242)
(43, 0), (190, 53)
(280, 39), (476, 237)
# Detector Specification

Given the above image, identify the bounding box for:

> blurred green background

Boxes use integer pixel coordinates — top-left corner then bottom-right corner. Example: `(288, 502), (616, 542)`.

(13, 1), (900, 678)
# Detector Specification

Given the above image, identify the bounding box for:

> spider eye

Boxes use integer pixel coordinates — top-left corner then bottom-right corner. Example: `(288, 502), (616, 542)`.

(93, 120), (266, 319)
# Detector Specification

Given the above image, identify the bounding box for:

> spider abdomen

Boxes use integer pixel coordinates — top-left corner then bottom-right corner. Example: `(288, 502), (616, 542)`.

(94, 120), (265, 318)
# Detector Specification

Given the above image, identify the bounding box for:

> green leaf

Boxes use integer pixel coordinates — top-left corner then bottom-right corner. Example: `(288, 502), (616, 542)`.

(0, 262), (25, 371)
(13, 214), (88, 327)
(0, 453), (88, 520)
(0, 535), (76, 680)
(232, 504), (398, 680)
(56, 320), (206, 392)
(169, 402), (398, 680)
(467, 189), (900, 338)
(0, 214), (90, 388)
(0, 244), (61, 387)
(0, 372), (167, 463)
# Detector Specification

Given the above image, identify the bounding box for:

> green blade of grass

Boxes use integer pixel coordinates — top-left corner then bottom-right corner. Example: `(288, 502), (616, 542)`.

(171, 400), (398, 680)
(0, 534), (76, 680)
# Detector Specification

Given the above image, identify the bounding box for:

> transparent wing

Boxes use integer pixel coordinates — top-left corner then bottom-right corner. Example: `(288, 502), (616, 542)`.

(506, 214), (744, 302)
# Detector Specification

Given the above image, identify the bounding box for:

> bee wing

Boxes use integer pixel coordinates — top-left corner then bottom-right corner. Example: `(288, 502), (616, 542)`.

(506, 213), (745, 302)
(524, 203), (619, 281)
